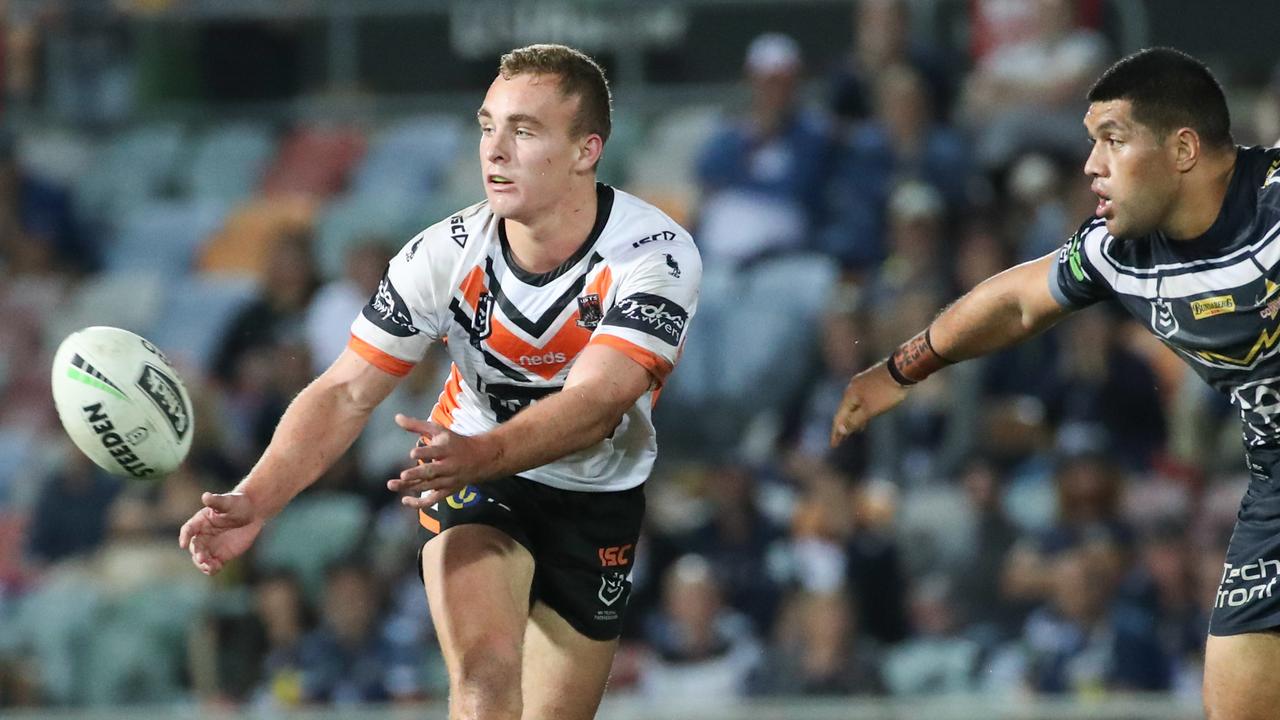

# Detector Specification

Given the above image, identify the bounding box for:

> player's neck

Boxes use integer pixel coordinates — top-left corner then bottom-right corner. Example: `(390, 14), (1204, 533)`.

(1163, 147), (1238, 241)
(503, 180), (600, 274)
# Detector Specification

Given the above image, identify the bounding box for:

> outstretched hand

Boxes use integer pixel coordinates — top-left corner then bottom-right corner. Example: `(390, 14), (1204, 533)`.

(178, 492), (265, 576)
(387, 414), (502, 509)
(830, 361), (910, 447)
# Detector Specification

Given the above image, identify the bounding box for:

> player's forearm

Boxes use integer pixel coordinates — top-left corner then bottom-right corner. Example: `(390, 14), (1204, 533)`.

(235, 379), (375, 519)
(889, 255), (1068, 384)
(480, 384), (628, 480)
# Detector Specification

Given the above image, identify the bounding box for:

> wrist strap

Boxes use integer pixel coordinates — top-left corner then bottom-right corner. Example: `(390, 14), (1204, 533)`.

(886, 355), (917, 387)
(890, 326), (955, 384)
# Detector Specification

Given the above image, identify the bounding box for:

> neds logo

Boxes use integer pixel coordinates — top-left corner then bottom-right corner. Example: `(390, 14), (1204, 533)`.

(519, 351), (567, 367)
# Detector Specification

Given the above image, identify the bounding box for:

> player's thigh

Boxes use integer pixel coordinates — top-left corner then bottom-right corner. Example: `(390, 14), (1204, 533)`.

(521, 600), (619, 720)
(1204, 631), (1280, 720)
(421, 524), (536, 673)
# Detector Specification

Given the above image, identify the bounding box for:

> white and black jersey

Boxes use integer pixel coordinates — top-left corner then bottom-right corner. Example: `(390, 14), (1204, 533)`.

(348, 183), (702, 492)
(1051, 145), (1280, 457)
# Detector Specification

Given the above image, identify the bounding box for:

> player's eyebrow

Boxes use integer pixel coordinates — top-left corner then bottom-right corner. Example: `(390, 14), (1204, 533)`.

(476, 109), (545, 127)
(1089, 119), (1126, 137)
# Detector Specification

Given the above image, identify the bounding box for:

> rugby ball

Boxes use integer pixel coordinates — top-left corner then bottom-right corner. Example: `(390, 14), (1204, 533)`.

(51, 326), (194, 479)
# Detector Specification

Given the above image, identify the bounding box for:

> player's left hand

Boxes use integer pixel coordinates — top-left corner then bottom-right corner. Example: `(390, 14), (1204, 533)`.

(387, 413), (503, 509)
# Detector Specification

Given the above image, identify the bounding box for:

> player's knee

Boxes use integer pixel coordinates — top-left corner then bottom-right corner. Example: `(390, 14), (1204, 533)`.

(452, 635), (523, 701)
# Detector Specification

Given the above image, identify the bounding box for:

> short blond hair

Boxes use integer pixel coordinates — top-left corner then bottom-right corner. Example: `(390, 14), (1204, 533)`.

(499, 44), (612, 143)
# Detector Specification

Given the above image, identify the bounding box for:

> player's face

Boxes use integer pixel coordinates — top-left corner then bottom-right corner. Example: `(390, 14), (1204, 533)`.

(1083, 99), (1180, 238)
(477, 73), (596, 222)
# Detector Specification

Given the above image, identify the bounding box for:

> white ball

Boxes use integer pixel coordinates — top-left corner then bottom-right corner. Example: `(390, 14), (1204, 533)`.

(50, 326), (195, 479)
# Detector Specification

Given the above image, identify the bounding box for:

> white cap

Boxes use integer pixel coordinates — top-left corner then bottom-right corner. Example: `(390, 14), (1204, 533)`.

(888, 180), (944, 220)
(745, 33), (802, 75)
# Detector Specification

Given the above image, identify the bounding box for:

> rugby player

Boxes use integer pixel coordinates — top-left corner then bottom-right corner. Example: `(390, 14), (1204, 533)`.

(181, 44), (701, 720)
(831, 47), (1280, 719)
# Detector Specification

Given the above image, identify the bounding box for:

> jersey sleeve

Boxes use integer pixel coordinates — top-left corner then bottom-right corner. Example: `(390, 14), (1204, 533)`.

(347, 231), (444, 376)
(1050, 220), (1114, 309)
(589, 242), (702, 385)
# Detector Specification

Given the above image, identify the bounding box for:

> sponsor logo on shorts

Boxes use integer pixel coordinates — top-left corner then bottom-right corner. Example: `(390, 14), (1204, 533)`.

(598, 544), (632, 567)
(603, 292), (688, 346)
(82, 402), (154, 478)
(1216, 558), (1280, 608)
(598, 571), (627, 607)
(364, 275), (420, 337)
(137, 363), (190, 441)
(445, 485), (482, 509)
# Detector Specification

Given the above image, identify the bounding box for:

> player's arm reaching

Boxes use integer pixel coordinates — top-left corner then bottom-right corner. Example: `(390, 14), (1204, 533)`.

(389, 343), (654, 508)
(179, 349), (401, 575)
(830, 251), (1075, 446)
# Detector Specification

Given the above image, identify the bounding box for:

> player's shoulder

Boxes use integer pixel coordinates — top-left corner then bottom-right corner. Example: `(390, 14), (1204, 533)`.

(598, 187), (700, 268)
(1247, 144), (1280, 197)
(392, 198), (494, 268)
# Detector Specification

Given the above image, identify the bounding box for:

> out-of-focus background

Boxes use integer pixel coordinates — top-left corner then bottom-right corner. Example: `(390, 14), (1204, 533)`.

(1, 0), (1279, 718)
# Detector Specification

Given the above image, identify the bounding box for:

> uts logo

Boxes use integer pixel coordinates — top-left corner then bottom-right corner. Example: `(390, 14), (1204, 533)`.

(1150, 297), (1179, 339)
(598, 571), (627, 607)
(604, 293), (688, 346)
(137, 363), (190, 441)
(364, 275), (420, 337)
(576, 293), (603, 328)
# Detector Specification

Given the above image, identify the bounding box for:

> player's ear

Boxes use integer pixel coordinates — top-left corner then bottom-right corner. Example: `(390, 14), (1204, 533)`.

(1172, 127), (1200, 173)
(577, 133), (604, 173)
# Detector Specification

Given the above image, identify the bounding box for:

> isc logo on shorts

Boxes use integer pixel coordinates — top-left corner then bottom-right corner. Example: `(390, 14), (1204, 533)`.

(1216, 558), (1280, 608)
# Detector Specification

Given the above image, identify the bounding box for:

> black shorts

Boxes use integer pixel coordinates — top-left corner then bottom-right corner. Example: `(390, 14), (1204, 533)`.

(417, 475), (645, 641)
(1211, 450), (1280, 636)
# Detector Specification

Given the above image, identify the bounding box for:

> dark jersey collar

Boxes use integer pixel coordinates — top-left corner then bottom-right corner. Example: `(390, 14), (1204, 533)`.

(498, 183), (615, 287)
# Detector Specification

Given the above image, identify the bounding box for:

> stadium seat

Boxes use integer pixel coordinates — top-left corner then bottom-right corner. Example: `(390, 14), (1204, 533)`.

(352, 114), (464, 198)
(186, 122), (277, 202)
(626, 105), (721, 226)
(13, 569), (103, 705)
(254, 492), (370, 601)
(314, 191), (428, 280)
(260, 124), (367, 200)
(17, 129), (96, 187)
(197, 195), (319, 280)
(42, 271), (167, 354)
(74, 122), (186, 224)
(882, 637), (980, 695)
(145, 273), (259, 374)
(0, 428), (36, 506)
(107, 199), (231, 274)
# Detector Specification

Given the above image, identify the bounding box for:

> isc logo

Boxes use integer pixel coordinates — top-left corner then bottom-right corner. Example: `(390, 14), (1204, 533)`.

(598, 544), (632, 567)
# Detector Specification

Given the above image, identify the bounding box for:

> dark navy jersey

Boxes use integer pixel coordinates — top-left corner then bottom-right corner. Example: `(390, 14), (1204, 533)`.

(1051, 145), (1280, 452)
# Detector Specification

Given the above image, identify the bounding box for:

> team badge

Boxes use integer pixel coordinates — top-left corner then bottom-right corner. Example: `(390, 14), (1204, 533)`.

(577, 293), (603, 329)
(1151, 297), (1179, 339)
(473, 293), (495, 340)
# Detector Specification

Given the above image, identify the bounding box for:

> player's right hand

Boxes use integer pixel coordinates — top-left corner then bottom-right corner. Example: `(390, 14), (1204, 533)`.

(178, 491), (265, 576)
(829, 361), (910, 447)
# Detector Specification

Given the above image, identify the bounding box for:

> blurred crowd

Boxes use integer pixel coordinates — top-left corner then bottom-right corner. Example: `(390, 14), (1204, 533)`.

(3, 0), (1280, 710)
